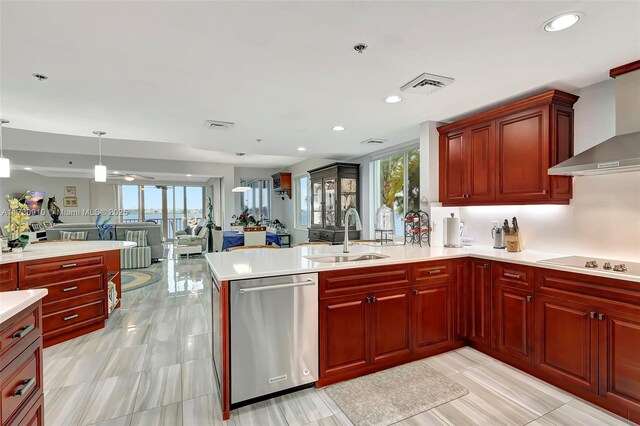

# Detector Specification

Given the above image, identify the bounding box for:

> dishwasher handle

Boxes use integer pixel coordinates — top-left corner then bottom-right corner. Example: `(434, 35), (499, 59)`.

(238, 278), (315, 294)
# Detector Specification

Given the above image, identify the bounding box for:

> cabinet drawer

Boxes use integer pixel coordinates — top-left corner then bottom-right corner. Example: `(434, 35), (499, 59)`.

(24, 267), (106, 305)
(1, 338), (42, 426)
(413, 261), (452, 284)
(493, 262), (534, 290)
(308, 229), (320, 240)
(42, 298), (106, 335)
(320, 265), (410, 299)
(15, 394), (43, 426)
(0, 304), (41, 367)
(19, 255), (103, 284)
(0, 263), (18, 292)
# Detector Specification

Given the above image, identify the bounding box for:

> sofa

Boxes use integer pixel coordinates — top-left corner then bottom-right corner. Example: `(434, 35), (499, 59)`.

(175, 223), (209, 252)
(46, 222), (164, 261)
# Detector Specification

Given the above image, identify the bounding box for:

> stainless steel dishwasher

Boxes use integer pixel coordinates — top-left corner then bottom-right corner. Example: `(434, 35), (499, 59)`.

(230, 273), (318, 405)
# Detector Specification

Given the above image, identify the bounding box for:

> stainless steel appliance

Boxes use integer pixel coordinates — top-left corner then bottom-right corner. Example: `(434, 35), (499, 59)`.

(230, 273), (318, 405)
(538, 256), (640, 278)
(491, 221), (505, 249)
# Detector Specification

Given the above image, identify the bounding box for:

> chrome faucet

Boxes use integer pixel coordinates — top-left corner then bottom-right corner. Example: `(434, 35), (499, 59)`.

(343, 208), (363, 253)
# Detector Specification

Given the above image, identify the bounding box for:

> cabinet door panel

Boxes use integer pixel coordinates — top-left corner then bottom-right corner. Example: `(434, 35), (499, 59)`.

(599, 308), (640, 410)
(550, 106), (573, 200)
(320, 294), (368, 376)
(535, 294), (598, 392)
(453, 260), (468, 339)
(496, 108), (549, 200)
(470, 260), (491, 345)
(413, 282), (453, 351)
(441, 132), (467, 202)
(468, 123), (495, 202)
(493, 284), (533, 364)
(371, 289), (411, 364)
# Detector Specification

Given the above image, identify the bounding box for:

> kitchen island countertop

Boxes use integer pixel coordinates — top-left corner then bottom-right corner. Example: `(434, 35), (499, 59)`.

(206, 244), (640, 283)
(0, 240), (136, 265)
(0, 288), (48, 324)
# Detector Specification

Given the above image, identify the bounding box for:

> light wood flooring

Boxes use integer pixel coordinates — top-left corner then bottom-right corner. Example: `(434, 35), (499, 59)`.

(42, 250), (634, 426)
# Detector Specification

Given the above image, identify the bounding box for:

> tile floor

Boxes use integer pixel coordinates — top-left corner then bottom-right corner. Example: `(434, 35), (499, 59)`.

(43, 249), (634, 426)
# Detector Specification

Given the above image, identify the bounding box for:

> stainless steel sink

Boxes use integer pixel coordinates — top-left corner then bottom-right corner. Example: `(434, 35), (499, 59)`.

(304, 253), (389, 263)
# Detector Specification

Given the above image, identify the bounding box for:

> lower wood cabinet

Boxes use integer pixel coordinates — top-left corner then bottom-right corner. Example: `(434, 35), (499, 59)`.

(492, 283), (534, 365)
(319, 294), (369, 378)
(469, 259), (491, 345)
(413, 281), (453, 352)
(370, 288), (412, 364)
(535, 293), (599, 393)
(598, 307), (640, 411)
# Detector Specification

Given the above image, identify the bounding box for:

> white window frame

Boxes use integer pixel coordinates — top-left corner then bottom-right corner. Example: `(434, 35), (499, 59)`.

(294, 173), (310, 230)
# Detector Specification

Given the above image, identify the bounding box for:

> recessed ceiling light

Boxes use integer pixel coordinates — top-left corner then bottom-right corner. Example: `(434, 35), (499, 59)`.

(112, 171), (120, 174)
(543, 12), (583, 32)
(24, 167), (32, 171)
(124, 175), (135, 182)
(385, 95), (402, 104)
(186, 174), (192, 177)
(297, 147), (307, 151)
(32, 73), (48, 81)
(332, 126), (345, 132)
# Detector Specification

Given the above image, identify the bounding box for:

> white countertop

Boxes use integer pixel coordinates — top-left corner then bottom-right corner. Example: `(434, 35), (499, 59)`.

(206, 244), (640, 283)
(0, 289), (48, 325)
(0, 241), (136, 265)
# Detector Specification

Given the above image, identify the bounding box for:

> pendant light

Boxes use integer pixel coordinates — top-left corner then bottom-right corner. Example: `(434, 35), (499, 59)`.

(0, 119), (10, 178)
(93, 131), (107, 182)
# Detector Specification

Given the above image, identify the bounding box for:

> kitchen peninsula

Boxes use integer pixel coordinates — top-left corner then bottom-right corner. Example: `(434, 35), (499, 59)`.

(207, 245), (640, 422)
(0, 240), (135, 347)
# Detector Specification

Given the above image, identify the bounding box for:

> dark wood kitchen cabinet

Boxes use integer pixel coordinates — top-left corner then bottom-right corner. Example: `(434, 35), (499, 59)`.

(370, 288), (412, 364)
(413, 281), (453, 352)
(492, 284), (534, 365)
(535, 293), (599, 393)
(469, 259), (491, 346)
(438, 90), (578, 206)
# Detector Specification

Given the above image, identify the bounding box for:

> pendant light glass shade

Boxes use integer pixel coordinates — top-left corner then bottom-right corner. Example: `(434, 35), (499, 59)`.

(94, 164), (107, 182)
(0, 119), (10, 178)
(93, 131), (107, 182)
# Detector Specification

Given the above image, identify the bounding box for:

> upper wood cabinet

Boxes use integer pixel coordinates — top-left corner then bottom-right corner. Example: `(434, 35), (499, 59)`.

(438, 90), (579, 206)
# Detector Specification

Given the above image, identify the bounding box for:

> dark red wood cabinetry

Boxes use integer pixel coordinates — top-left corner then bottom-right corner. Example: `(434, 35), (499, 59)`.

(438, 90), (578, 206)
(318, 261), (462, 386)
(469, 259), (491, 346)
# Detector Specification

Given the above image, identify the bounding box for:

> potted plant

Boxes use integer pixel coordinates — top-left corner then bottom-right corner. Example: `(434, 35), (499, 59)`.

(4, 195), (31, 252)
(232, 208), (257, 227)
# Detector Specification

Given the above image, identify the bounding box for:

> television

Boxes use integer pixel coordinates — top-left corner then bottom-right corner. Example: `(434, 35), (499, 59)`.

(14, 191), (45, 215)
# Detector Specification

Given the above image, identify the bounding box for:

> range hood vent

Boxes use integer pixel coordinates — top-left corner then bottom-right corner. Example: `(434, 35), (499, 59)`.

(205, 120), (235, 129)
(401, 73), (454, 95)
(548, 131), (640, 176)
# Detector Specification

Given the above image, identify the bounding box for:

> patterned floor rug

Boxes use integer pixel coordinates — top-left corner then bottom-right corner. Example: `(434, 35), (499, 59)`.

(121, 270), (161, 292)
(325, 359), (468, 426)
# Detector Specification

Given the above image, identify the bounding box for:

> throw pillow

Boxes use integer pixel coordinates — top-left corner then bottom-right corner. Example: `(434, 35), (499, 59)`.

(194, 225), (203, 236)
(60, 231), (88, 240)
(185, 226), (194, 235)
(126, 229), (148, 247)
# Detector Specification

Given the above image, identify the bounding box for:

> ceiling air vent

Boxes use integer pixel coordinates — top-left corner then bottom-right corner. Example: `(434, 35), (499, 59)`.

(360, 138), (388, 145)
(204, 120), (235, 129)
(400, 73), (454, 95)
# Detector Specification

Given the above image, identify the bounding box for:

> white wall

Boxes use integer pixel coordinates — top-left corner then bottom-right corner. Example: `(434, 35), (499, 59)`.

(0, 171), (98, 227)
(457, 79), (640, 261)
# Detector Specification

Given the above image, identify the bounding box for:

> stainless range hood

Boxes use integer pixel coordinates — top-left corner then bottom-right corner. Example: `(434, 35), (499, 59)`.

(548, 131), (640, 176)
(549, 62), (640, 177)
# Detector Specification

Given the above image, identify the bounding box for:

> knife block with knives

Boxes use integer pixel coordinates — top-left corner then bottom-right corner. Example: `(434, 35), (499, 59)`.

(504, 217), (522, 252)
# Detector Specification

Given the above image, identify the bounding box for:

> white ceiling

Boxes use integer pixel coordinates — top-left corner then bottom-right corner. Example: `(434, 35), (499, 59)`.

(1, 1), (639, 166)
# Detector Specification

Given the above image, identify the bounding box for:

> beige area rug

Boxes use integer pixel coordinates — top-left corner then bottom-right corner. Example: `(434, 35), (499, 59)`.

(325, 360), (468, 426)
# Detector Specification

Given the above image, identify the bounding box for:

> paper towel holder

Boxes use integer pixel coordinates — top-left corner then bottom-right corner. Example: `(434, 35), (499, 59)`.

(444, 213), (463, 248)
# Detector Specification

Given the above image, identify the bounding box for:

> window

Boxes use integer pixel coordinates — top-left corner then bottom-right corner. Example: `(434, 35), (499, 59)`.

(118, 184), (205, 240)
(240, 179), (271, 221)
(295, 175), (310, 228)
(372, 147), (420, 236)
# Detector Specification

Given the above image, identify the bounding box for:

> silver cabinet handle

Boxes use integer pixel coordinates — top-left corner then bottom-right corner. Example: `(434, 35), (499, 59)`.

(62, 286), (78, 292)
(61, 263), (77, 268)
(63, 314), (79, 321)
(504, 272), (522, 279)
(238, 279), (315, 294)
(13, 378), (36, 397)
(12, 324), (35, 339)
(526, 296), (533, 302)
(590, 312), (597, 319)
(428, 269), (442, 275)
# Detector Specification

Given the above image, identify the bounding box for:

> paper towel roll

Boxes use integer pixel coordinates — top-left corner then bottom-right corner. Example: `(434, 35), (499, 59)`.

(444, 215), (462, 248)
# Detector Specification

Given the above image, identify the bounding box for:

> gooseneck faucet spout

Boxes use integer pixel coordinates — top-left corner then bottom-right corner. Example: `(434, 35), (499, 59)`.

(343, 208), (363, 253)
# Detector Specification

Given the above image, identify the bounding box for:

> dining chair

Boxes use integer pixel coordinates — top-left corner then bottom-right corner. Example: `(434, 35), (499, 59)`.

(226, 245), (279, 252)
(294, 242), (332, 247)
(244, 226), (267, 246)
